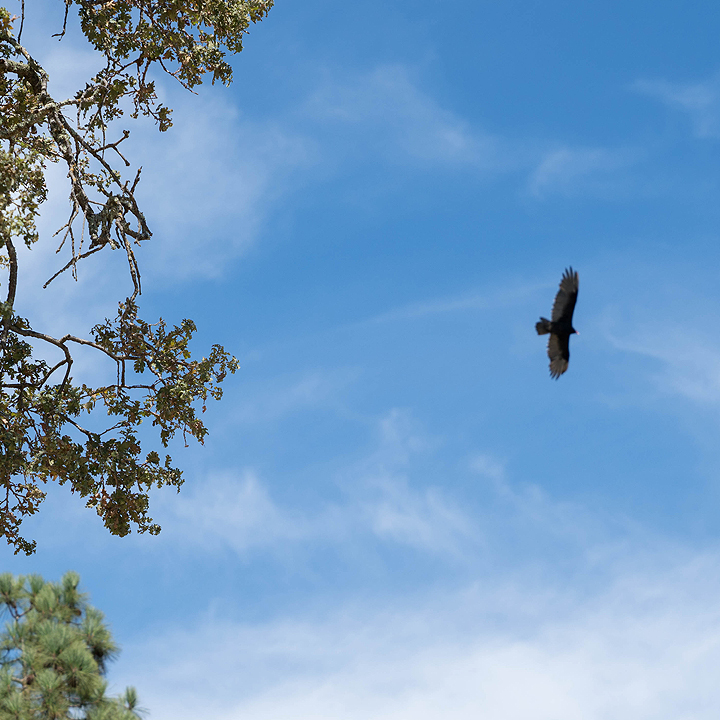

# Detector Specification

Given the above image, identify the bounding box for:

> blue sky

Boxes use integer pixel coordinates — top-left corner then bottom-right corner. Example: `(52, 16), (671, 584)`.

(7, 0), (720, 716)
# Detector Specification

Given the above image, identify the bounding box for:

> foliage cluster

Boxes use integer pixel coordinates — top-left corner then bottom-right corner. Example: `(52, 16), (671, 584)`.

(0, 0), (272, 553)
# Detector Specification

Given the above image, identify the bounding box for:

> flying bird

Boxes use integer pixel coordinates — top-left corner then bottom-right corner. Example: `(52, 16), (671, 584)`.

(536, 267), (579, 379)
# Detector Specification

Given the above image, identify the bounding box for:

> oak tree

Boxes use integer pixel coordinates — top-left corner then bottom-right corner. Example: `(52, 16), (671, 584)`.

(0, 0), (273, 553)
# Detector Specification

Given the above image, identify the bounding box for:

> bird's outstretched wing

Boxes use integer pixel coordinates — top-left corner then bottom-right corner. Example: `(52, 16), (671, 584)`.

(551, 267), (579, 323)
(547, 333), (570, 379)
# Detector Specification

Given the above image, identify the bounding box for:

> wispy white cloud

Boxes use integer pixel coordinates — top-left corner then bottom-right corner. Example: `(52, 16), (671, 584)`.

(362, 474), (476, 556)
(470, 454), (610, 547)
(160, 470), (313, 554)
(604, 320), (720, 406)
(152, 409), (478, 558)
(528, 146), (639, 197)
(365, 278), (546, 324)
(353, 410), (478, 555)
(118, 546), (720, 720)
(304, 64), (521, 172)
(635, 73), (720, 138)
(137, 93), (313, 281)
(231, 368), (359, 424)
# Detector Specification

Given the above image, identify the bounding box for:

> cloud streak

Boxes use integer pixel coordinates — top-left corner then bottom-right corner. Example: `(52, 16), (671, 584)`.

(603, 318), (720, 406)
(635, 73), (720, 138)
(528, 146), (639, 198)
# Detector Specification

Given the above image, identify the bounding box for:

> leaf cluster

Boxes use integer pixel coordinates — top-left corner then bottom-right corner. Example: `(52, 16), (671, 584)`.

(0, 300), (239, 555)
(71, 0), (273, 129)
(0, 571), (143, 719)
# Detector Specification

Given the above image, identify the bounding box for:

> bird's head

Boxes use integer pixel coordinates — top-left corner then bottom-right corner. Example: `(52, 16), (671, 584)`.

(571, 327), (578, 335)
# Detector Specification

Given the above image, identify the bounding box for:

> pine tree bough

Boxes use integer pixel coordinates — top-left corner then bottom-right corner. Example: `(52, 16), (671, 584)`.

(0, 0), (272, 554)
(0, 571), (144, 718)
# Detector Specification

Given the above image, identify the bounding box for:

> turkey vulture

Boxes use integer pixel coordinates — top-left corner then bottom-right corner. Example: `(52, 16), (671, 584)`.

(536, 267), (579, 379)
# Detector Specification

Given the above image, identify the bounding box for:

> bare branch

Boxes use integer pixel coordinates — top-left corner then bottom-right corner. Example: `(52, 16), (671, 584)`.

(0, 236), (18, 347)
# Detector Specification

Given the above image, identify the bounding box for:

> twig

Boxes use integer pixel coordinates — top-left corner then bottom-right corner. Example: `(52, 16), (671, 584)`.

(52, 0), (71, 39)
(43, 245), (103, 288)
(17, 0), (24, 42)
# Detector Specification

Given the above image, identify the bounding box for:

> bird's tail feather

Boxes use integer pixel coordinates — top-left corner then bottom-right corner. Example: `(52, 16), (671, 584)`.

(536, 318), (551, 335)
